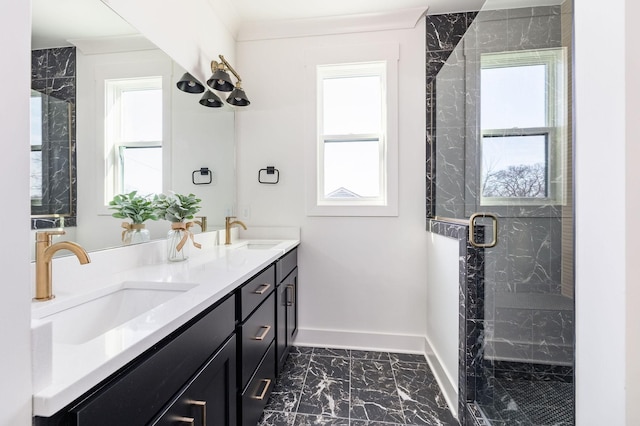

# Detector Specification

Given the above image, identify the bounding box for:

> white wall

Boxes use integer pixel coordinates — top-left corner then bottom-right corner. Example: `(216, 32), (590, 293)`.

(0, 1), (33, 424)
(625, 2), (640, 423)
(426, 232), (460, 410)
(235, 19), (428, 351)
(103, 0), (236, 85)
(574, 0), (640, 424)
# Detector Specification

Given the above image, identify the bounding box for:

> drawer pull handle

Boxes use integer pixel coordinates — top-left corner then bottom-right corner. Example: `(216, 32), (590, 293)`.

(188, 400), (206, 426)
(174, 416), (195, 425)
(254, 325), (272, 341)
(252, 378), (272, 400)
(286, 284), (294, 307)
(254, 283), (271, 295)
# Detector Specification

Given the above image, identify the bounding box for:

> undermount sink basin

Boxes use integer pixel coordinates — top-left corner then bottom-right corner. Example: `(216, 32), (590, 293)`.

(246, 242), (280, 250)
(33, 281), (197, 345)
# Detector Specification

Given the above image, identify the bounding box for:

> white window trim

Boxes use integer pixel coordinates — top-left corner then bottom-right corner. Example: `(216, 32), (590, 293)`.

(105, 77), (163, 198)
(479, 48), (568, 206)
(304, 43), (399, 217)
(94, 59), (172, 214)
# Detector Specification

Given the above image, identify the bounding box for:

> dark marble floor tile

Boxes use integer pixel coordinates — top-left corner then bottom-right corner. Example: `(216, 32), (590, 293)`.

(350, 421), (404, 426)
(392, 361), (456, 425)
(298, 356), (350, 418)
(293, 414), (350, 425)
(351, 388), (405, 423)
(258, 410), (296, 426)
(351, 360), (396, 390)
(308, 354), (351, 380)
(313, 348), (351, 358)
(351, 350), (391, 361)
(389, 353), (428, 364)
(292, 346), (315, 355)
(266, 354), (311, 412)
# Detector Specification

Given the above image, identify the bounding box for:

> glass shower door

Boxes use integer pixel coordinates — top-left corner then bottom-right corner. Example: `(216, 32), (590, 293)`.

(431, 1), (574, 424)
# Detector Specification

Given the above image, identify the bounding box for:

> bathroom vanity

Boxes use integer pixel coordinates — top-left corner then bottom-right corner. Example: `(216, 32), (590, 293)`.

(31, 233), (299, 426)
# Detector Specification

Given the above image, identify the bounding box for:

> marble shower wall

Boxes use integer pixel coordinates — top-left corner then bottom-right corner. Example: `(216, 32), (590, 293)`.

(31, 47), (77, 229)
(426, 6), (575, 425)
(427, 6), (573, 365)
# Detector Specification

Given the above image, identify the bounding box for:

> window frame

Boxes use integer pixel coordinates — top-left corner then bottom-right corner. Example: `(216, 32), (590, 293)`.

(317, 62), (387, 206)
(105, 77), (163, 198)
(94, 60), (172, 213)
(305, 43), (399, 217)
(479, 48), (567, 207)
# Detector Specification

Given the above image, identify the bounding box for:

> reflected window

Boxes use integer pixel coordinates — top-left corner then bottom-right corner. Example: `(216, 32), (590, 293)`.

(480, 49), (567, 204)
(105, 78), (163, 200)
(30, 92), (44, 206)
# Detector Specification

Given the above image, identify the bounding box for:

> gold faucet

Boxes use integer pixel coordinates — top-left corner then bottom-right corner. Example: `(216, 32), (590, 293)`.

(194, 216), (207, 232)
(35, 230), (91, 301)
(225, 216), (247, 245)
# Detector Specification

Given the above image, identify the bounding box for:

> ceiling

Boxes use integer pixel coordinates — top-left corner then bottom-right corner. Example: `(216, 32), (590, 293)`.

(228, 0), (483, 22)
(32, 0), (484, 49)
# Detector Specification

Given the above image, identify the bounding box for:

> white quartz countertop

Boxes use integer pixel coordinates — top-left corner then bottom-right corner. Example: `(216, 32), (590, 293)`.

(31, 237), (299, 417)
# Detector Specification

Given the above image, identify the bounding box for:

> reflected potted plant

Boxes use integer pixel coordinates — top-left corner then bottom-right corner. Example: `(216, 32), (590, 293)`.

(154, 192), (202, 262)
(108, 191), (158, 245)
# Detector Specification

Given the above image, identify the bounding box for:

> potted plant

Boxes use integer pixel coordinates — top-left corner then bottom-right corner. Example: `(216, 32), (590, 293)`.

(154, 192), (202, 261)
(108, 191), (158, 245)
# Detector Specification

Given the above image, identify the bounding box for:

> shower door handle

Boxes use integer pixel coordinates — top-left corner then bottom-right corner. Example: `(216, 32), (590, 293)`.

(469, 213), (498, 248)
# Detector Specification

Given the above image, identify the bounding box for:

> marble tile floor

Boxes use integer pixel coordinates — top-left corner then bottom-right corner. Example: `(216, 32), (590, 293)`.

(258, 347), (458, 426)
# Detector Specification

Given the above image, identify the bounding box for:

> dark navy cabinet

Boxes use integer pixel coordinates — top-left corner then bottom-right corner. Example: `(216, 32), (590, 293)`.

(34, 247), (299, 426)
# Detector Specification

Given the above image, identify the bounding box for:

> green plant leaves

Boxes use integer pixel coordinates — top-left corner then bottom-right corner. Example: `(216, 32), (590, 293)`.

(109, 191), (202, 224)
(108, 191), (158, 224)
(153, 192), (202, 223)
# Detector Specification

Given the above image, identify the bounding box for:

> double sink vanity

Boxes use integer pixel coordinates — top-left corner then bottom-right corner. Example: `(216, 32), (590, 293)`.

(30, 229), (299, 425)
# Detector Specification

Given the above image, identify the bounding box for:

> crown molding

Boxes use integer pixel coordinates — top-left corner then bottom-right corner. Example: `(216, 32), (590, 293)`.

(237, 7), (428, 42)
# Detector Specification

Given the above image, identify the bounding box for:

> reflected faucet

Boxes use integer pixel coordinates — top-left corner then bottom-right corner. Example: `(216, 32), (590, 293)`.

(225, 216), (247, 245)
(35, 230), (91, 301)
(194, 216), (207, 232)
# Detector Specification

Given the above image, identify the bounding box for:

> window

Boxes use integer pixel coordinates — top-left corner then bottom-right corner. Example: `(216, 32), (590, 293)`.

(105, 77), (163, 201)
(305, 43), (399, 216)
(318, 63), (386, 203)
(480, 48), (567, 205)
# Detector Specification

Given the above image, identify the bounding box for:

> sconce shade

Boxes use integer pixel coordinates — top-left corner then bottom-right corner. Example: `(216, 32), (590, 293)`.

(199, 90), (223, 108)
(207, 69), (234, 92)
(227, 86), (250, 106)
(176, 72), (205, 93)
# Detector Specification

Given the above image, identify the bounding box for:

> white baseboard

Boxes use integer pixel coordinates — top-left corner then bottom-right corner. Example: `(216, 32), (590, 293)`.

(424, 337), (458, 419)
(294, 327), (427, 354)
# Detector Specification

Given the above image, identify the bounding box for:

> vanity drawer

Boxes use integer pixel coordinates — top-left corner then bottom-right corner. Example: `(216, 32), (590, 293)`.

(66, 295), (236, 426)
(241, 341), (276, 426)
(240, 264), (275, 320)
(276, 248), (297, 283)
(240, 291), (275, 389)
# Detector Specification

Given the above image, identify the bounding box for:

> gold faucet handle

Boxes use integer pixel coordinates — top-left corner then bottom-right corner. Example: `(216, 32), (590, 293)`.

(36, 229), (66, 242)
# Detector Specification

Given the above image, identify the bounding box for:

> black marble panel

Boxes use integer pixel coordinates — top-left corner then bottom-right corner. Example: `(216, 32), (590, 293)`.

(31, 46), (76, 229)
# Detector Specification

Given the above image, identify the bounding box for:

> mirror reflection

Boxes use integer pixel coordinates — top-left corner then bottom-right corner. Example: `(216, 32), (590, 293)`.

(30, 0), (236, 258)
(30, 89), (73, 219)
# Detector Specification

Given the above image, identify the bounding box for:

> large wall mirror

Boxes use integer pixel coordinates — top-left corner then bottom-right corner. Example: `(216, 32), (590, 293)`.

(30, 0), (236, 258)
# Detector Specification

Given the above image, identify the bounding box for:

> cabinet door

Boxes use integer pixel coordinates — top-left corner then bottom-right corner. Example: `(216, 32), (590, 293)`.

(276, 282), (288, 372)
(152, 335), (237, 426)
(285, 268), (298, 344)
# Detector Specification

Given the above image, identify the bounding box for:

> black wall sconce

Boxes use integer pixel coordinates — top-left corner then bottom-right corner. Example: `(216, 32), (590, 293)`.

(176, 55), (250, 108)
